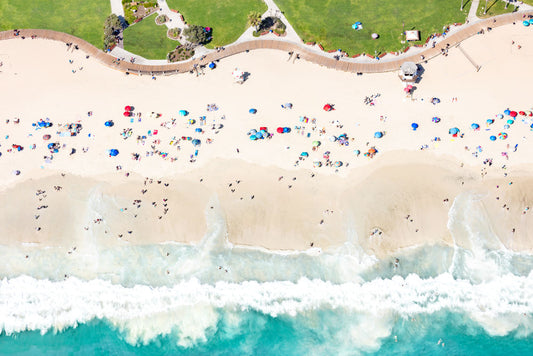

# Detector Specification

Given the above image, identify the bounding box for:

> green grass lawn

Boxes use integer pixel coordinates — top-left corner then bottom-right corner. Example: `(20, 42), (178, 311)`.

(167, 0), (267, 48)
(275, 0), (469, 55)
(477, 0), (517, 18)
(123, 15), (180, 59)
(0, 0), (110, 48)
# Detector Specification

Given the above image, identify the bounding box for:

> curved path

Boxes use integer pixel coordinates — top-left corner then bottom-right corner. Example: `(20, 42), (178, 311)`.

(1, 11), (531, 76)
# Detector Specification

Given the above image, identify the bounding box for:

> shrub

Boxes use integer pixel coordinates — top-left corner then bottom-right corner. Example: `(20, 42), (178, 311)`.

(156, 14), (169, 25)
(168, 27), (181, 39)
(252, 31), (260, 37)
(103, 14), (123, 50)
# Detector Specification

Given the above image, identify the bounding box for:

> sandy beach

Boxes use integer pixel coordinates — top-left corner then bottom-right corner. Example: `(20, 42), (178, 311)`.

(1, 23), (533, 257)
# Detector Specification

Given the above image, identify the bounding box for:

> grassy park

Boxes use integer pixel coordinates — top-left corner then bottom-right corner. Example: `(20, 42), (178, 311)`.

(477, 0), (517, 18)
(0, 0), (110, 48)
(166, 0), (267, 47)
(123, 15), (180, 59)
(275, 0), (469, 55)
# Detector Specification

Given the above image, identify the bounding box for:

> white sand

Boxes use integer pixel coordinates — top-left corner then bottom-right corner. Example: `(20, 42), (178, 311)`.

(0, 24), (533, 256)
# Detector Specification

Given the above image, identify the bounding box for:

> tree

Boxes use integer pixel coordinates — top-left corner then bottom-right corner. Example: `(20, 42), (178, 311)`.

(103, 14), (123, 50)
(247, 11), (262, 31)
(183, 24), (210, 45)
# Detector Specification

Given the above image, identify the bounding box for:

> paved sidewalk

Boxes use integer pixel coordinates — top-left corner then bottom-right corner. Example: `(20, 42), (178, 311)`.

(110, 0), (125, 17)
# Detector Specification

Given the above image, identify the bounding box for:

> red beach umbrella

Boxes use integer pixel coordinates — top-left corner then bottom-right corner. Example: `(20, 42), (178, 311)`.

(510, 111), (517, 117)
(519, 111), (526, 116)
(43, 134), (51, 140)
(123, 112), (131, 117)
(277, 127), (284, 133)
(125, 105), (132, 111)
(323, 104), (332, 111)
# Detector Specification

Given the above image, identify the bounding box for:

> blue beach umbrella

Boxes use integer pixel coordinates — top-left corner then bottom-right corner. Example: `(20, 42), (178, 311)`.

(507, 119), (514, 125)
(504, 109), (511, 116)
(374, 131), (383, 138)
(411, 123), (419, 130)
(471, 123), (480, 130)
(104, 120), (114, 127)
(490, 135), (497, 141)
(249, 108), (257, 114)
(179, 110), (188, 117)
(250, 135), (257, 140)
(449, 127), (460, 135)
(108, 149), (119, 156)
(208, 62), (216, 69)
(486, 119), (494, 125)
(530, 19), (533, 25)
(195, 128), (202, 133)
(523, 20), (530, 27)
(301, 152), (309, 157)
(192, 139), (201, 146)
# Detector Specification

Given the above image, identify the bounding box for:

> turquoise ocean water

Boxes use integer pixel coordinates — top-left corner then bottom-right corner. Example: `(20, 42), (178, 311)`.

(1, 193), (532, 354)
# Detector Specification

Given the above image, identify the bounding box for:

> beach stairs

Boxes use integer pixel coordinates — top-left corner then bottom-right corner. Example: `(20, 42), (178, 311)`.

(457, 43), (481, 72)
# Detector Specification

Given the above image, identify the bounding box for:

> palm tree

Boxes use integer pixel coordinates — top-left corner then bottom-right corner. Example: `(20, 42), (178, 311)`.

(247, 11), (262, 31)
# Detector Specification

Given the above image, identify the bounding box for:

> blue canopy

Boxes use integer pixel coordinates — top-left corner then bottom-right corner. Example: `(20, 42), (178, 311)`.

(47, 143), (55, 149)
(250, 135), (257, 140)
(249, 108), (257, 114)
(179, 110), (188, 116)
(490, 135), (497, 141)
(301, 152), (309, 157)
(504, 109), (511, 115)
(208, 62), (216, 69)
(471, 123), (480, 130)
(192, 139), (201, 146)
(195, 128), (202, 133)
(507, 119), (514, 125)
(486, 119), (494, 124)
(374, 131), (383, 138)
(105, 120), (114, 127)
(109, 149), (119, 156)
(449, 127), (460, 135)
(411, 123), (419, 130)
(283, 127), (291, 133)
(523, 20), (530, 27)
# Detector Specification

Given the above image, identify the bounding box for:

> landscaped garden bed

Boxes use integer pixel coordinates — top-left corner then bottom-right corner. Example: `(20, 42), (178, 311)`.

(167, 28), (182, 40)
(122, 0), (158, 25)
(156, 14), (169, 25)
(167, 44), (195, 62)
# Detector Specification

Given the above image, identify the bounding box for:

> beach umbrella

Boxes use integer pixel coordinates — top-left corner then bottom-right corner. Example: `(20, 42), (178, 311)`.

(374, 131), (383, 138)
(249, 108), (257, 114)
(312, 140), (321, 147)
(301, 152), (309, 157)
(313, 161), (322, 167)
(519, 111), (526, 116)
(108, 149), (119, 156)
(256, 131), (263, 139)
(250, 135), (257, 140)
(471, 123), (480, 130)
(504, 109), (511, 115)
(523, 20), (530, 26)
(283, 127), (291, 133)
(125, 105), (132, 111)
(530, 19), (533, 25)
(195, 128), (202, 133)
(277, 127), (284, 133)
(411, 123), (419, 130)
(497, 114), (504, 119)
(323, 104), (333, 111)
(371, 33), (379, 39)
(334, 161), (343, 167)
(188, 119), (196, 125)
(432, 117), (441, 123)
(192, 139), (201, 146)
(42, 134), (51, 140)
(510, 111), (517, 117)
(123, 112), (131, 117)
(486, 119), (494, 125)
(490, 135), (497, 141)
(282, 103), (293, 109)
(329, 136), (337, 142)
(498, 132), (508, 140)
(449, 127), (460, 135)
(259, 126), (267, 131)
(179, 110), (188, 117)
(208, 62), (216, 69)
(104, 120), (114, 127)
(528, 111), (533, 117)
(507, 119), (514, 125)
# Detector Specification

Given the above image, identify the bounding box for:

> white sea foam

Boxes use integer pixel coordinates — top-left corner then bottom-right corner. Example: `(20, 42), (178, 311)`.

(1, 273), (532, 345)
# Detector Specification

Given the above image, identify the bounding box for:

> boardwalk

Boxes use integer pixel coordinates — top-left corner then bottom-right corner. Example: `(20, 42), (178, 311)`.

(1, 11), (531, 76)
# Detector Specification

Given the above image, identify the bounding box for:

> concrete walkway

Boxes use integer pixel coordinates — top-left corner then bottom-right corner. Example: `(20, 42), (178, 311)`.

(110, 0), (125, 17)
(467, 0), (481, 22)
